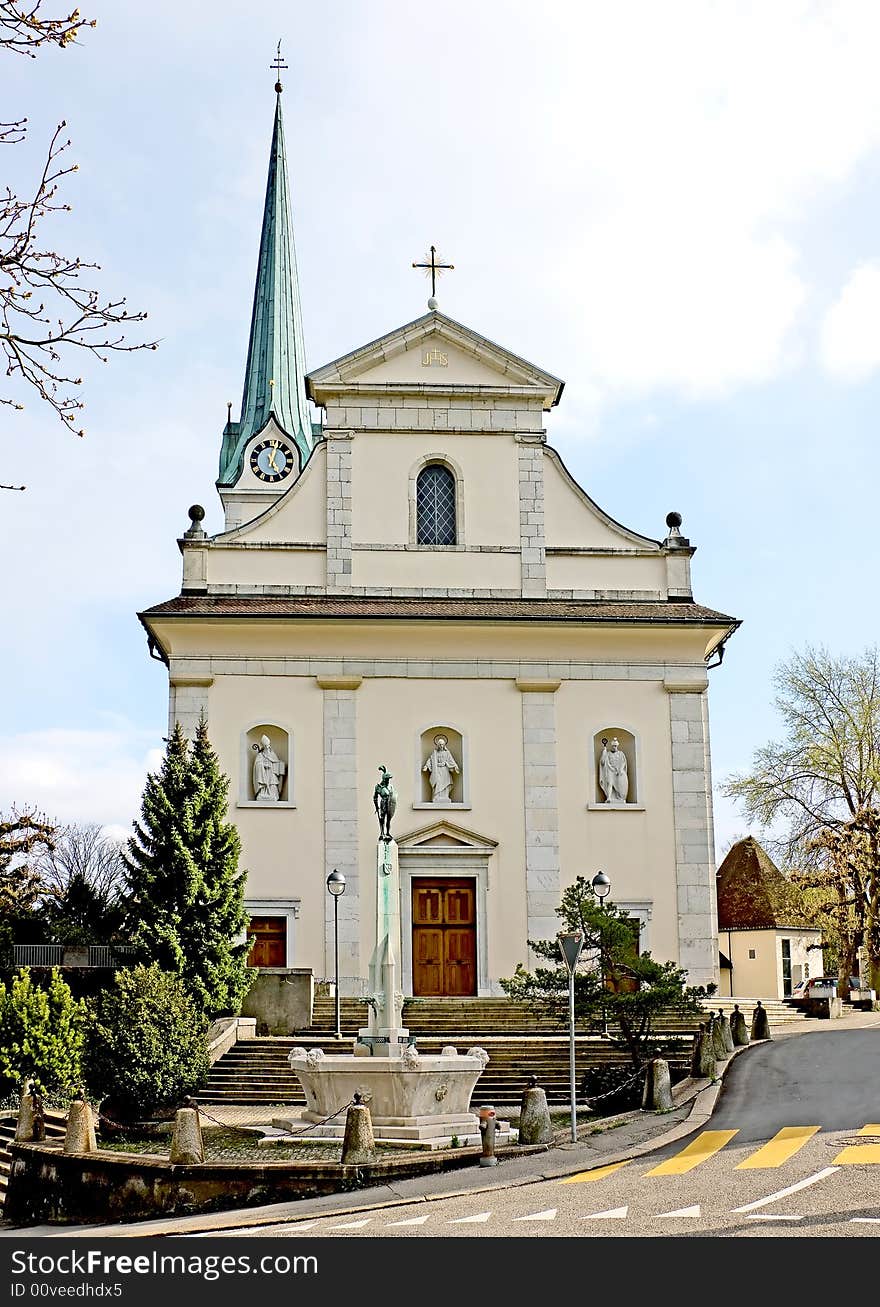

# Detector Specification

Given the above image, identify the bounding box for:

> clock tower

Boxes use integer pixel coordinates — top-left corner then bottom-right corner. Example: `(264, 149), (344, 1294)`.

(216, 79), (318, 530)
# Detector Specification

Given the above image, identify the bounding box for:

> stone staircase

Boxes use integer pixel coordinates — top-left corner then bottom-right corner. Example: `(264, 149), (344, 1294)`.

(203, 996), (707, 1107)
(710, 997), (812, 1027)
(0, 1110), (66, 1213)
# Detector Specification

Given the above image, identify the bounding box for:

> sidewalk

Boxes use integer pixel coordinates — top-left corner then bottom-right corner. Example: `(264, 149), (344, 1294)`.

(12, 1007), (880, 1239)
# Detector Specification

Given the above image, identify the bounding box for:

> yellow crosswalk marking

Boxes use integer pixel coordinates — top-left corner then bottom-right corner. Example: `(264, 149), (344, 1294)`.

(833, 1142), (880, 1164)
(854, 1124), (880, 1135)
(735, 1126), (820, 1169)
(560, 1161), (629, 1185)
(645, 1130), (739, 1175)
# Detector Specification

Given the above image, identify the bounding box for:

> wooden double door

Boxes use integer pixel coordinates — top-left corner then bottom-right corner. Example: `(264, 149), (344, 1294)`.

(247, 916), (286, 968)
(412, 878), (477, 997)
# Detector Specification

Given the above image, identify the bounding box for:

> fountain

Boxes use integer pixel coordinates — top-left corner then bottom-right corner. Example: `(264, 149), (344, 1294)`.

(274, 767), (511, 1148)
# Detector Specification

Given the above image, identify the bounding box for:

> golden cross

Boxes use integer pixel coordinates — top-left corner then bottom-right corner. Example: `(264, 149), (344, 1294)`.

(412, 245), (455, 298)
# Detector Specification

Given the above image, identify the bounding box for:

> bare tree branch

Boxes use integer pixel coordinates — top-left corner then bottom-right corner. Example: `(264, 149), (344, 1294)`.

(0, 3), (95, 56)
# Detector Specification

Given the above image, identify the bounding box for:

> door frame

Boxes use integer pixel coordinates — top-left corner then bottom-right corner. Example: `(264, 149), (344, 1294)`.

(397, 820), (496, 998)
(411, 877), (479, 998)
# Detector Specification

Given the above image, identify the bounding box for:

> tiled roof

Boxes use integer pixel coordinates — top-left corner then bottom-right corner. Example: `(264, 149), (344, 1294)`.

(140, 594), (739, 625)
(716, 836), (813, 930)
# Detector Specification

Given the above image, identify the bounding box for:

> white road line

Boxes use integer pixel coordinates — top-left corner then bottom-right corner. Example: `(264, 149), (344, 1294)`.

(449, 1211), (491, 1224)
(657, 1206), (701, 1218)
(851, 1218), (880, 1224)
(385, 1215), (430, 1227)
(582, 1207), (628, 1220)
(732, 1166), (840, 1213)
(330, 1218), (371, 1230)
(513, 1209), (557, 1222)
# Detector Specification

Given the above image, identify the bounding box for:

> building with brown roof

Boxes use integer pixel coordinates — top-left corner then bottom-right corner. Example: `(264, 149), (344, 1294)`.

(716, 836), (822, 998)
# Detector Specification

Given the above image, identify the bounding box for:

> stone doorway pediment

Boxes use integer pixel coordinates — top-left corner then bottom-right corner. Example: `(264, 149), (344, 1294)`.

(395, 819), (498, 853)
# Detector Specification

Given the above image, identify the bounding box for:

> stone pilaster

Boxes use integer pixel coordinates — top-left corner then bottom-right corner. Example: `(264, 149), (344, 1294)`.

(168, 676), (212, 738)
(517, 436), (546, 597)
(518, 678), (561, 962)
(320, 676), (362, 991)
(325, 432), (353, 591)
(666, 679), (719, 987)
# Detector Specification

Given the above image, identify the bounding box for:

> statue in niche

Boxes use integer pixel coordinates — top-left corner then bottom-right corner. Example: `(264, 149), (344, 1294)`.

(252, 734), (286, 802)
(598, 737), (629, 805)
(423, 734), (461, 804)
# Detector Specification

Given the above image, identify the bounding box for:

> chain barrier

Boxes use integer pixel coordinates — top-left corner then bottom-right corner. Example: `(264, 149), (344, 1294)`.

(582, 1064), (647, 1107)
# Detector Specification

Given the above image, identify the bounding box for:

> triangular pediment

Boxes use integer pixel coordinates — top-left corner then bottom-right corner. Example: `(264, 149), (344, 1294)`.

(395, 819), (498, 852)
(307, 311), (563, 408)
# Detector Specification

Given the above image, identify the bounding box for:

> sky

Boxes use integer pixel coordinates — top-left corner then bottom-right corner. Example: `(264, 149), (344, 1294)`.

(2, 0), (880, 857)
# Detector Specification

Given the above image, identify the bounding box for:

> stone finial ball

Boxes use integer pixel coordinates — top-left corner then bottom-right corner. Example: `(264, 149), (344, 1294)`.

(188, 504), (206, 524)
(666, 511), (682, 530)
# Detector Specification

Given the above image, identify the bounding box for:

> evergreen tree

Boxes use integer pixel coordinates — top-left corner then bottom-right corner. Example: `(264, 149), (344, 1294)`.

(124, 720), (251, 1016)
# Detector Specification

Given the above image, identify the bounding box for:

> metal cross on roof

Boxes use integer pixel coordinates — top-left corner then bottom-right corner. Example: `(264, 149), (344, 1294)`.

(271, 39), (288, 91)
(412, 245), (455, 300)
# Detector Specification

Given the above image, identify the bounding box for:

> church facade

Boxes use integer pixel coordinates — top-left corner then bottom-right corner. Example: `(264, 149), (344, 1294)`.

(139, 85), (739, 997)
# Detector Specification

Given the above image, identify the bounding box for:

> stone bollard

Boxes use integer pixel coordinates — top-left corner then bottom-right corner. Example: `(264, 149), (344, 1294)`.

(478, 1105), (498, 1167)
(690, 1024), (705, 1077)
(169, 1100), (205, 1165)
(519, 1075), (553, 1145)
(710, 1014), (727, 1061)
(641, 1058), (673, 1112)
(730, 1005), (750, 1047)
(698, 1028), (717, 1079)
(751, 1000), (772, 1041)
(63, 1093), (97, 1154)
(15, 1081), (45, 1143)
(340, 1092), (377, 1165)
(718, 1010), (735, 1055)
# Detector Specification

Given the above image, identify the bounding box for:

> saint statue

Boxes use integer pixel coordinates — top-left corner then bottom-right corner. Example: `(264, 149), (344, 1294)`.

(252, 734), (286, 802)
(598, 737), (628, 805)
(423, 734), (461, 804)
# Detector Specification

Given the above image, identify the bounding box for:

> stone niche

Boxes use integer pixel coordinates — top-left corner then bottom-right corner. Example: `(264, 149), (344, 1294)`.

(592, 727), (638, 805)
(239, 723), (293, 807)
(416, 725), (467, 807)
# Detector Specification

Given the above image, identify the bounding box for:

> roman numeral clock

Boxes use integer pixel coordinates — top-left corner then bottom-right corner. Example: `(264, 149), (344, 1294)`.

(250, 438), (295, 484)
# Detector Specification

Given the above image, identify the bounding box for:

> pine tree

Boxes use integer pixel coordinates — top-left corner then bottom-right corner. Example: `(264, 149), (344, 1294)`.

(124, 720), (251, 1016)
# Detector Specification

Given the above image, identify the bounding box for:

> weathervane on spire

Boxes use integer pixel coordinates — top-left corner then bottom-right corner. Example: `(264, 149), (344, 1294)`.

(271, 39), (288, 93)
(412, 245), (454, 310)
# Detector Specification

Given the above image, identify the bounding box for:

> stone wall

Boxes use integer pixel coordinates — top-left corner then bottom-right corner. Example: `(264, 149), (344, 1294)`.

(239, 969), (314, 1035)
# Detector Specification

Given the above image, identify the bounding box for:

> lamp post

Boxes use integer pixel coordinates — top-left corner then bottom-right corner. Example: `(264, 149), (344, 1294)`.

(558, 930), (585, 1142)
(326, 869), (346, 1039)
(591, 871), (612, 1037)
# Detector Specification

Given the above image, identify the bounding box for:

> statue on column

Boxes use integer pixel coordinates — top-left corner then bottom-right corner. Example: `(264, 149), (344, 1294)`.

(373, 765), (397, 843)
(599, 737), (628, 804)
(252, 734), (286, 801)
(423, 734), (460, 803)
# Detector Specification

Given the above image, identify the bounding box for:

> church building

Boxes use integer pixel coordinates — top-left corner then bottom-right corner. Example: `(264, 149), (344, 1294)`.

(139, 79), (739, 998)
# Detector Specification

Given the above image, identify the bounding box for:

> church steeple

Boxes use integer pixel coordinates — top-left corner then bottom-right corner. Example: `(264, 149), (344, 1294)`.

(218, 73), (313, 488)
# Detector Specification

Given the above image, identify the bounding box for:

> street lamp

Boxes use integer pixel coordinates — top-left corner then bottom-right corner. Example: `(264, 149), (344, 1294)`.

(591, 871), (612, 1037)
(326, 869), (346, 1039)
(558, 930), (585, 1142)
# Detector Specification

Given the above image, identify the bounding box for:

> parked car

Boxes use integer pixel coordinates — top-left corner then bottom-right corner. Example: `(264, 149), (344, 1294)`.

(788, 976), (837, 1004)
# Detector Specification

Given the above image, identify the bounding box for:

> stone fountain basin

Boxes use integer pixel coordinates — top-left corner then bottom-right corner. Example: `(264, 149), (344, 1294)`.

(286, 1052), (485, 1124)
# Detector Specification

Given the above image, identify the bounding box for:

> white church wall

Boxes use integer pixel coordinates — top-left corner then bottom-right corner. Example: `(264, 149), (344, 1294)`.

(206, 546), (326, 588)
(350, 431), (521, 549)
(222, 441), (328, 544)
(543, 451), (659, 551)
(352, 548), (520, 591)
(546, 553), (667, 595)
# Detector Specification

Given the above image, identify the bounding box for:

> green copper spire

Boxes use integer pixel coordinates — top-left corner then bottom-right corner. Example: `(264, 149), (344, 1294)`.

(218, 81), (313, 487)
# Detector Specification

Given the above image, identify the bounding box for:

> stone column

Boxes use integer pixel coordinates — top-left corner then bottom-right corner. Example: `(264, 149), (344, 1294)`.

(517, 436), (547, 598)
(666, 677), (719, 988)
(319, 676), (362, 991)
(518, 678), (561, 962)
(168, 675), (213, 737)
(325, 431), (353, 592)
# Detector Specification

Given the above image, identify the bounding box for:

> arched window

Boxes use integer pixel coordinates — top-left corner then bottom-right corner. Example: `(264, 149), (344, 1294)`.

(416, 463), (457, 545)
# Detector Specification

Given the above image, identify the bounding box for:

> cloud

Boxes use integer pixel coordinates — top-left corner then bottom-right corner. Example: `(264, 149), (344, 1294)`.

(0, 727), (163, 829)
(820, 262), (880, 381)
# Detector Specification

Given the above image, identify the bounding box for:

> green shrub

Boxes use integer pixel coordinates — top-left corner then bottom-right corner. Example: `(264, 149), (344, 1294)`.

(0, 968), (84, 1099)
(83, 964), (209, 1119)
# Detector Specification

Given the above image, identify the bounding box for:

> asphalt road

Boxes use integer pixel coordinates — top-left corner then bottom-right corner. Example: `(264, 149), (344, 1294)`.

(213, 1027), (880, 1239)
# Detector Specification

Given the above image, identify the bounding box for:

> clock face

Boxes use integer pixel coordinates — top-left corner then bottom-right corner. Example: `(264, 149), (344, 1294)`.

(250, 438), (295, 483)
